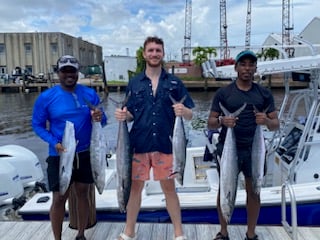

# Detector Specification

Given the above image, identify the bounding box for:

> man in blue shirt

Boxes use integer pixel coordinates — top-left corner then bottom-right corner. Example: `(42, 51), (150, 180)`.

(115, 36), (194, 240)
(32, 55), (107, 240)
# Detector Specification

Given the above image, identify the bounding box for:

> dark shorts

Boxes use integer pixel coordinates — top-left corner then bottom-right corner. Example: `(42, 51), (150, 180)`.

(215, 142), (254, 178)
(46, 150), (94, 192)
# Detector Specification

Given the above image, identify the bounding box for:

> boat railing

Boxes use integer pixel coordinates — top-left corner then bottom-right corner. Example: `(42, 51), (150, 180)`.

(265, 72), (317, 159)
(288, 97), (320, 183)
(273, 67), (320, 183)
(281, 181), (298, 240)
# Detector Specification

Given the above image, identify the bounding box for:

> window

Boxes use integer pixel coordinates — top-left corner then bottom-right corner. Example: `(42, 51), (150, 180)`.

(0, 66), (6, 74)
(25, 43), (32, 55)
(0, 44), (5, 55)
(51, 43), (58, 54)
(25, 65), (33, 75)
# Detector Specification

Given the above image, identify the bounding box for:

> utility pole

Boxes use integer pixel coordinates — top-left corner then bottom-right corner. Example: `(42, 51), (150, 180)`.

(219, 0), (229, 61)
(245, 0), (252, 49)
(282, 0), (294, 57)
(182, 0), (192, 64)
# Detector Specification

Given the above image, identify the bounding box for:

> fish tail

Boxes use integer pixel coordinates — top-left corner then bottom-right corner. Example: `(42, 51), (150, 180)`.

(169, 94), (187, 104)
(219, 102), (247, 116)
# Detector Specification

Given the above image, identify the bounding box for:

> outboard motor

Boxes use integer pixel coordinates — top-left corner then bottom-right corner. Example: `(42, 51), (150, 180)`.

(0, 161), (24, 206)
(0, 145), (44, 188)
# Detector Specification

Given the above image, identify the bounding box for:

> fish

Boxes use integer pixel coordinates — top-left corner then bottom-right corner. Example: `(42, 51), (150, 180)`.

(112, 93), (132, 213)
(59, 121), (77, 195)
(168, 95), (188, 186)
(90, 121), (107, 195)
(218, 102), (246, 223)
(84, 99), (107, 195)
(251, 105), (269, 194)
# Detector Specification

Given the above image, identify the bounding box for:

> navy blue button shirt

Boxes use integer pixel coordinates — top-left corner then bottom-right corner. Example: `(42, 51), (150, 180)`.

(125, 69), (194, 154)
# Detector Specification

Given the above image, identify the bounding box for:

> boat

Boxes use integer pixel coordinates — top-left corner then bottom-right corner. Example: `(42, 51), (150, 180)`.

(17, 50), (320, 231)
(0, 144), (46, 220)
(17, 145), (320, 226)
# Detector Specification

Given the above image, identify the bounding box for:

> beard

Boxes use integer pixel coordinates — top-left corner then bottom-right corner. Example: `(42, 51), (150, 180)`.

(61, 76), (78, 89)
(146, 58), (162, 68)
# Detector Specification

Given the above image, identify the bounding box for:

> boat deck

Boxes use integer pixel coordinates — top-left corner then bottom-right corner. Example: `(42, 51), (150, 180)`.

(1, 221), (319, 240)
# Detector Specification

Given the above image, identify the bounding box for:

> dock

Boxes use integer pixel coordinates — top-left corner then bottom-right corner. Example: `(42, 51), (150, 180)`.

(0, 221), (319, 240)
(0, 77), (309, 94)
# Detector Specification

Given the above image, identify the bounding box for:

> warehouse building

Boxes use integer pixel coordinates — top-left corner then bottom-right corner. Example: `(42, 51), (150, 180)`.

(0, 32), (102, 82)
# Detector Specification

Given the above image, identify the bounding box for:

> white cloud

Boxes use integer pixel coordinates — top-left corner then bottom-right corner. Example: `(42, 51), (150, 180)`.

(0, 0), (319, 60)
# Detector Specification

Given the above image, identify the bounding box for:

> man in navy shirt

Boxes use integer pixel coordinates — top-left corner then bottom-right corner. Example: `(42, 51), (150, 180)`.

(32, 55), (106, 240)
(208, 50), (279, 240)
(115, 36), (194, 240)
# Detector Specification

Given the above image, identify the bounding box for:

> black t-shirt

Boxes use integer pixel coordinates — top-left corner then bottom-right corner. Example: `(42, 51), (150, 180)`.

(211, 81), (276, 147)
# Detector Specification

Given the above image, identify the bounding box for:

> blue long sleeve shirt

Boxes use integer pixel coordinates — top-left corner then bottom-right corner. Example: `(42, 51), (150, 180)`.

(32, 84), (107, 156)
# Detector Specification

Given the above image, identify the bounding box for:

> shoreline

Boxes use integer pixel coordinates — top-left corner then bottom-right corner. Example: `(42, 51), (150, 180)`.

(0, 76), (309, 93)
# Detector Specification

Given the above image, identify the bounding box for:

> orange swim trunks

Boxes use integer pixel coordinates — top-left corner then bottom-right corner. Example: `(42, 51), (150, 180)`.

(132, 152), (173, 181)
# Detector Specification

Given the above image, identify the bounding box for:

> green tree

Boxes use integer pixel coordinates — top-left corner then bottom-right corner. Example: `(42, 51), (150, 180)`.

(192, 47), (217, 66)
(257, 48), (280, 88)
(128, 46), (146, 80)
(258, 48), (280, 61)
(136, 46), (145, 73)
(192, 47), (217, 90)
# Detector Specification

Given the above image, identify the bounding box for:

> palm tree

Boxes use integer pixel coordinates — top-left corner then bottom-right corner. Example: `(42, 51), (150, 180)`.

(192, 47), (217, 90)
(258, 48), (280, 88)
(206, 47), (217, 59)
(192, 47), (217, 66)
(258, 48), (280, 61)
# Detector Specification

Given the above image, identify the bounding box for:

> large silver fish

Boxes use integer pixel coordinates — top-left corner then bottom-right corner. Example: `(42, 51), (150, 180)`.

(168, 95), (187, 186)
(251, 105), (268, 194)
(219, 102), (246, 223)
(114, 94), (132, 213)
(59, 121), (76, 195)
(90, 121), (107, 194)
(84, 99), (107, 195)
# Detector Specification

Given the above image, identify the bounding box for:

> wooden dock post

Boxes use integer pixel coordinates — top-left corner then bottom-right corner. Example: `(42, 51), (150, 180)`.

(68, 183), (96, 229)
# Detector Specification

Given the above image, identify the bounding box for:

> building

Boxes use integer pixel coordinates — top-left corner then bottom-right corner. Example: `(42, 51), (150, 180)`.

(262, 17), (320, 57)
(0, 32), (102, 81)
(104, 55), (136, 82)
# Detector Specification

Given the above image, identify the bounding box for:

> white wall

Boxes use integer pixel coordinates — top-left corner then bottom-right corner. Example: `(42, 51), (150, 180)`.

(104, 56), (136, 82)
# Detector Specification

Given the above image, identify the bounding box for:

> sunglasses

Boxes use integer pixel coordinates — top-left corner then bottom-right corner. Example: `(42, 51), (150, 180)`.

(58, 57), (78, 64)
(60, 67), (78, 73)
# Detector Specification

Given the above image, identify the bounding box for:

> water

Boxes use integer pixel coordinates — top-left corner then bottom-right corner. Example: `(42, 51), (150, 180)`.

(0, 89), (286, 187)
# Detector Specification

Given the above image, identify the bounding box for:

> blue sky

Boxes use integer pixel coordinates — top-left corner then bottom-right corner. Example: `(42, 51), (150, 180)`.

(0, 0), (319, 60)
